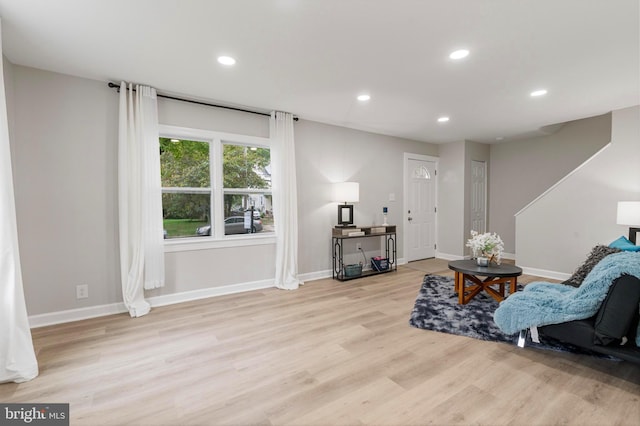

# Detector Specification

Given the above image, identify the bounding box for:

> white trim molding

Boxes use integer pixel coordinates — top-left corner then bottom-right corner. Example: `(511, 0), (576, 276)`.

(29, 261), (415, 328)
(28, 303), (128, 329)
(29, 279), (276, 328)
(520, 266), (571, 282)
(299, 269), (332, 282)
(502, 252), (516, 260)
(164, 235), (276, 252)
(436, 252), (465, 261)
(148, 279), (274, 308)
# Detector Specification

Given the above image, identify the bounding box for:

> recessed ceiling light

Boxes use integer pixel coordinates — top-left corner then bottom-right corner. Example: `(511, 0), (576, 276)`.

(357, 94), (371, 101)
(495, 136), (504, 141)
(217, 56), (236, 66)
(449, 49), (469, 60)
(530, 89), (548, 97)
(437, 116), (450, 123)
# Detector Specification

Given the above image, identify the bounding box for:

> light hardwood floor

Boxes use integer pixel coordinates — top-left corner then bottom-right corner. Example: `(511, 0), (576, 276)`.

(2, 259), (639, 425)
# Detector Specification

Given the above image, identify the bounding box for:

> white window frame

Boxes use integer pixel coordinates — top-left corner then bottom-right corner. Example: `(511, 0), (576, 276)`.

(159, 124), (275, 252)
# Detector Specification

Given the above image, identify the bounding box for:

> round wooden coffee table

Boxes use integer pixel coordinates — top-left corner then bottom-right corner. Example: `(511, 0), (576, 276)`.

(448, 260), (523, 305)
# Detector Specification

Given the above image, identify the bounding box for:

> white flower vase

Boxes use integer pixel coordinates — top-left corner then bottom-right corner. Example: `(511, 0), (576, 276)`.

(476, 256), (489, 267)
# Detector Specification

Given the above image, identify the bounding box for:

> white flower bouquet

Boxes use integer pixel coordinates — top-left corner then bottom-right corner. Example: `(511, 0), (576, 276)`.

(466, 230), (504, 265)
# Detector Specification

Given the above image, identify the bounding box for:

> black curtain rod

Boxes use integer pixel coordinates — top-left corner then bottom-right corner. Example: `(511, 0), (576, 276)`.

(107, 82), (298, 121)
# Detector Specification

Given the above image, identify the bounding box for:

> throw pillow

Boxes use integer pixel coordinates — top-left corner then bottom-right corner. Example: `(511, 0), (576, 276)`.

(609, 236), (640, 252)
(563, 245), (622, 288)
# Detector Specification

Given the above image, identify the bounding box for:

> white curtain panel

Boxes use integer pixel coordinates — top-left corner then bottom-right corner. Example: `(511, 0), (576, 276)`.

(0, 19), (39, 383)
(118, 82), (165, 318)
(270, 111), (302, 290)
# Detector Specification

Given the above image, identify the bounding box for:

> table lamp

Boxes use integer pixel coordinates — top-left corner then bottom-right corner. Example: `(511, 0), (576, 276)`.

(334, 182), (359, 227)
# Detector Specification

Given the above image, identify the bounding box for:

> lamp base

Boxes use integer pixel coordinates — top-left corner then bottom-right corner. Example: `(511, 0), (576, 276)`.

(337, 204), (354, 227)
(629, 227), (640, 245)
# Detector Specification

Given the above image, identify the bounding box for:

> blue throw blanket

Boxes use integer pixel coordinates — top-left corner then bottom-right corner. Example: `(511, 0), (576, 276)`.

(494, 251), (640, 345)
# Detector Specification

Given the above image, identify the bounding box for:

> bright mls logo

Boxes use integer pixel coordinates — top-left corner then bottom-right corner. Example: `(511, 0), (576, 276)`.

(1, 404), (69, 425)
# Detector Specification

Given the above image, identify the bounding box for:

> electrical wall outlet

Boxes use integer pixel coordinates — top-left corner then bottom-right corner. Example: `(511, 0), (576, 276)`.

(76, 284), (89, 299)
(356, 243), (362, 251)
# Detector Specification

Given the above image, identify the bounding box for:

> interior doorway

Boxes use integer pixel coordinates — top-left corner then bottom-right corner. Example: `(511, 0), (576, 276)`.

(470, 160), (487, 233)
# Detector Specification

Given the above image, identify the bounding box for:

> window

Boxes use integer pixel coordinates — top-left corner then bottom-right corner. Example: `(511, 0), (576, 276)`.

(160, 138), (211, 239)
(159, 129), (273, 240)
(222, 143), (272, 235)
(412, 165), (431, 180)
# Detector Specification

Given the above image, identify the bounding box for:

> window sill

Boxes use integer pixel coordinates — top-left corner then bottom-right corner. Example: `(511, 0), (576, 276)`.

(164, 234), (276, 253)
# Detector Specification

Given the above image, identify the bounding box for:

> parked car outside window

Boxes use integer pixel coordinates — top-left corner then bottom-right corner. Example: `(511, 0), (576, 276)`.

(196, 216), (263, 236)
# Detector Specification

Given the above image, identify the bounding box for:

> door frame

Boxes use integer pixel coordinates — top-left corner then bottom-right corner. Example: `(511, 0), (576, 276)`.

(403, 153), (439, 263)
(470, 159), (487, 234)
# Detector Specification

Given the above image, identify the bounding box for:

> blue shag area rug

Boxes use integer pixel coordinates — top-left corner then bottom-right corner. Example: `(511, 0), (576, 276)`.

(409, 274), (614, 357)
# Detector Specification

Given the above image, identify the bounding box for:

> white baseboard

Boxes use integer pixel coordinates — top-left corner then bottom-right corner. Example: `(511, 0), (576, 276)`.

(436, 252), (465, 261)
(147, 279), (275, 308)
(502, 252), (516, 260)
(28, 279), (276, 328)
(299, 269), (332, 282)
(521, 266), (571, 281)
(28, 302), (128, 328)
(27, 258), (433, 328)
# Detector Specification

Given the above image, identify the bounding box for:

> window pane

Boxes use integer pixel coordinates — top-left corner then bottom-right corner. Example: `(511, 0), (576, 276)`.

(160, 138), (210, 188)
(162, 193), (211, 239)
(223, 194), (273, 235)
(158, 135), (275, 240)
(222, 144), (271, 189)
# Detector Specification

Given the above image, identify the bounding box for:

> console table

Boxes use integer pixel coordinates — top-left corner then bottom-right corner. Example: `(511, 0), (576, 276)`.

(332, 225), (397, 281)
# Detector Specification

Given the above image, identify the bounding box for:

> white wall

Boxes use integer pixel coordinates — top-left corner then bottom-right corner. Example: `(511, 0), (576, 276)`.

(8, 67), (281, 315)
(435, 140), (491, 259)
(8, 63), (439, 317)
(11, 65), (121, 316)
(157, 97), (269, 138)
(150, 97), (278, 299)
(436, 141), (465, 257)
(294, 119), (438, 273)
(489, 113), (611, 253)
(516, 106), (640, 275)
(10, 61), (627, 319)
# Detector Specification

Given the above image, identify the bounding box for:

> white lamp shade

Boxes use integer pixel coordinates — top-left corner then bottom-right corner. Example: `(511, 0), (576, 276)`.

(334, 182), (359, 203)
(616, 201), (640, 225)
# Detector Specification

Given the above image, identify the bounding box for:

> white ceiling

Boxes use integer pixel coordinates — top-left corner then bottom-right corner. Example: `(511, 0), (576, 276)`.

(0, 0), (638, 143)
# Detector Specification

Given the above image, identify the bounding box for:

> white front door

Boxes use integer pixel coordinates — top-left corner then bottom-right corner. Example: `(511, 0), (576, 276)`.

(406, 158), (437, 261)
(470, 160), (487, 233)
